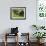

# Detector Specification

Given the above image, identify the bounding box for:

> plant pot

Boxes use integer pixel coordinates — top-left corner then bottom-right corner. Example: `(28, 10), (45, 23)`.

(37, 39), (44, 44)
(37, 39), (40, 43)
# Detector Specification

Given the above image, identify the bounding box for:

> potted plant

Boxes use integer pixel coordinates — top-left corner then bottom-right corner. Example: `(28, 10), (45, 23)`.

(33, 32), (46, 43)
(32, 25), (45, 30)
(32, 25), (39, 30)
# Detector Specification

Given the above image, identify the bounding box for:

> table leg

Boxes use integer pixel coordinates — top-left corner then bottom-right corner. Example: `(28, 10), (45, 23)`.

(4, 34), (7, 46)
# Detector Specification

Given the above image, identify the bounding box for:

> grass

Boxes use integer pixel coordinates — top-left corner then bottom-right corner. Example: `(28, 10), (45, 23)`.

(13, 14), (24, 17)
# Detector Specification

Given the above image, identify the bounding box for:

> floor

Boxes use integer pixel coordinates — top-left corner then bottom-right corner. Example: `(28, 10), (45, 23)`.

(0, 42), (46, 46)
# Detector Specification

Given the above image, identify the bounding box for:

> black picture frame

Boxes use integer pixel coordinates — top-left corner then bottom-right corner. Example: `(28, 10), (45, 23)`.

(10, 7), (26, 20)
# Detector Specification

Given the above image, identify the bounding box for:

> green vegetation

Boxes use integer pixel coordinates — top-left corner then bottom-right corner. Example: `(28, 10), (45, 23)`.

(33, 32), (46, 39)
(13, 9), (24, 17)
(32, 25), (45, 30)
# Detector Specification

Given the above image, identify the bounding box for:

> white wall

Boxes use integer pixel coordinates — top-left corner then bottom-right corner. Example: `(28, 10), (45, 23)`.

(0, 0), (37, 42)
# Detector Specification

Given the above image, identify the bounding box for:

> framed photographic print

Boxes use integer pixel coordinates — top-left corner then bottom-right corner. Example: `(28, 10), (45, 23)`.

(10, 7), (26, 20)
(36, 0), (46, 26)
(37, 0), (46, 19)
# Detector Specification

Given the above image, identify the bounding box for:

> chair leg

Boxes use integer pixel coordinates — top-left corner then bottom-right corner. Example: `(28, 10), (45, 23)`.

(16, 34), (18, 46)
(4, 41), (7, 46)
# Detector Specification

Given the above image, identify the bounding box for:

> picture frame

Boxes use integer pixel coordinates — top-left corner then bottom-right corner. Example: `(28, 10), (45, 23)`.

(10, 7), (26, 20)
(36, 0), (46, 26)
(37, 0), (46, 19)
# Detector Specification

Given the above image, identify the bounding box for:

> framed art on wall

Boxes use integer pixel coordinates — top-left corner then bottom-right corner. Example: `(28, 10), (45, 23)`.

(10, 7), (26, 20)
(37, 0), (46, 19)
(36, 0), (46, 27)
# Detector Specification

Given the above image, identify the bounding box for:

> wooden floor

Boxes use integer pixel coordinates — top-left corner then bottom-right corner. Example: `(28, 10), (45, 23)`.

(0, 42), (46, 46)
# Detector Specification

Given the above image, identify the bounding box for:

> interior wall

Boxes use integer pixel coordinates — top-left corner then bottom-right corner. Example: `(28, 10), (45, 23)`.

(0, 0), (36, 42)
